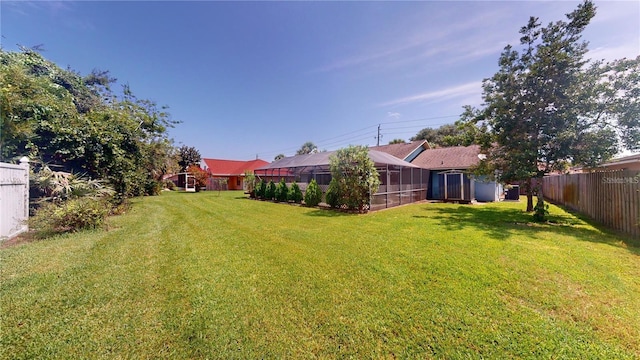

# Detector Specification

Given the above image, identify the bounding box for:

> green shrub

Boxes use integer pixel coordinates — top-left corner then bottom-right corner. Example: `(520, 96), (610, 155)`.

(275, 179), (289, 202)
(304, 179), (323, 207)
(265, 180), (276, 200)
(533, 196), (549, 222)
(329, 145), (379, 212)
(163, 179), (176, 190)
(145, 179), (163, 196)
(30, 198), (111, 236)
(244, 171), (257, 198)
(255, 179), (266, 199)
(325, 178), (342, 209)
(288, 182), (303, 203)
(31, 164), (115, 202)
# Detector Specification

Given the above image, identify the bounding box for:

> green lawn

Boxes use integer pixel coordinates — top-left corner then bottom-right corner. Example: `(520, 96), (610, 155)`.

(1, 191), (639, 359)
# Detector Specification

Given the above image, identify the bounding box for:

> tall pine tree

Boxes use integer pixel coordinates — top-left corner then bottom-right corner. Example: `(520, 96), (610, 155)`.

(478, 0), (639, 216)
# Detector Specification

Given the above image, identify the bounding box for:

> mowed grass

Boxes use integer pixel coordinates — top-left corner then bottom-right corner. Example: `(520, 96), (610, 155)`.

(1, 191), (640, 359)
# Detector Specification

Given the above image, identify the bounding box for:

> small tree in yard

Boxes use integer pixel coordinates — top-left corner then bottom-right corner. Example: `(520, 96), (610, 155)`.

(329, 145), (380, 212)
(255, 179), (266, 199)
(244, 170), (256, 198)
(265, 180), (276, 200)
(187, 165), (209, 192)
(275, 178), (289, 202)
(325, 178), (342, 209)
(288, 182), (303, 203)
(212, 178), (227, 196)
(304, 179), (322, 207)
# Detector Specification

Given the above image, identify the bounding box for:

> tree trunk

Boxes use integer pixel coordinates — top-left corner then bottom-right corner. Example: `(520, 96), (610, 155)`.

(533, 180), (547, 222)
(525, 178), (534, 212)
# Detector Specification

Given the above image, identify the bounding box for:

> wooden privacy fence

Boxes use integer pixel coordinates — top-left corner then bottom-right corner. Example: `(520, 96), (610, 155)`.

(0, 158), (30, 240)
(543, 170), (640, 239)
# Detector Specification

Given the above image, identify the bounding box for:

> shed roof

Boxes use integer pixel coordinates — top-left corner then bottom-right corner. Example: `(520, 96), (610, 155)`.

(255, 149), (419, 171)
(202, 158), (269, 176)
(411, 145), (482, 170)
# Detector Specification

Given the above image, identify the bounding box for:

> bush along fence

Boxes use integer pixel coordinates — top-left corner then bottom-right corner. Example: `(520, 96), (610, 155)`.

(542, 170), (640, 239)
(0, 157), (30, 240)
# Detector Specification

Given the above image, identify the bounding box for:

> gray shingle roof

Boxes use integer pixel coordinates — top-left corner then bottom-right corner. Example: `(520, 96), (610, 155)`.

(255, 149), (419, 170)
(411, 145), (481, 170)
(369, 140), (428, 160)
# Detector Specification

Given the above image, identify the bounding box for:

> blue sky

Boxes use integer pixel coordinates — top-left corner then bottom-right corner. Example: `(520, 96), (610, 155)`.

(2, 1), (639, 161)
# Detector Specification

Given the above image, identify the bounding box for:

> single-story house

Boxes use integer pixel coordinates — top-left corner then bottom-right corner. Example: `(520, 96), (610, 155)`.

(374, 143), (504, 202)
(254, 150), (429, 211)
(595, 153), (640, 171)
(201, 158), (269, 190)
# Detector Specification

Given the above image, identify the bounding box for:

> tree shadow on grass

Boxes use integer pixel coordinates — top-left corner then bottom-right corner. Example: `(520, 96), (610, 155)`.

(414, 205), (640, 251)
(303, 207), (356, 217)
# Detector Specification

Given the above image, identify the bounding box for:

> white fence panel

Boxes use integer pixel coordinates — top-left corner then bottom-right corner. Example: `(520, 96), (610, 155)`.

(0, 158), (30, 240)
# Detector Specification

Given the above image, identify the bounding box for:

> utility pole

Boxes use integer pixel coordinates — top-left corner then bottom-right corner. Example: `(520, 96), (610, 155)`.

(376, 124), (382, 146)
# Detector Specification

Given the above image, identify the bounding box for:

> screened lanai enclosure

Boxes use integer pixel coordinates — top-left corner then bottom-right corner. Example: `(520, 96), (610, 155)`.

(254, 150), (429, 211)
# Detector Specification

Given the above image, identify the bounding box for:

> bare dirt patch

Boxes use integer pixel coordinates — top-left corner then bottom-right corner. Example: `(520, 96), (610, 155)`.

(0, 232), (38, 249)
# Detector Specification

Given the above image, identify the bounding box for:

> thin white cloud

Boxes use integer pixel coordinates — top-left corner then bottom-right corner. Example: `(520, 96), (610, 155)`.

(312, 5), (513, 74)
(378, 81), (482, 108)
(588, 45), (640, 63)
(387, 112), (401, 119)
(5, 0), (72, 15)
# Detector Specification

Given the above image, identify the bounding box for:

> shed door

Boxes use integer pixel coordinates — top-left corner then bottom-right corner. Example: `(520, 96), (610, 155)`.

(446, 173), (462, 199)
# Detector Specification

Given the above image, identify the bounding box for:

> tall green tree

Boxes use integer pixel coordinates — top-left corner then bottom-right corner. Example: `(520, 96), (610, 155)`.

(0, 48), (178, 198)
(177, 145), (201, 171)
(474, 0), (639, 215)
(388, 139), (406, 145)
(410, 123), (475, 147)
(296, 141), (317, 155)
(329, 145), (380, 212)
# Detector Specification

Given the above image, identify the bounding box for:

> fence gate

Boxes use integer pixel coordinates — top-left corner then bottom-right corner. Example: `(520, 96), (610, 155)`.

(0, 158), (30, 240)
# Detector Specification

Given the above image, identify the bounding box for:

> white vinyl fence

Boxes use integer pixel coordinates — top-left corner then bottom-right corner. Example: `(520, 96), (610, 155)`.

(0, 157), (30, 240)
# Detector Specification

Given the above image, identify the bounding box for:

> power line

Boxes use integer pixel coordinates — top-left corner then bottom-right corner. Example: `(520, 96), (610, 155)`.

(238, 115), (460, 159)
(379, 114), (458, 125)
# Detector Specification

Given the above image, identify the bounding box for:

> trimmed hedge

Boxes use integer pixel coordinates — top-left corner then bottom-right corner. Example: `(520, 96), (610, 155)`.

(304, 179), (322, 207)
(275, 179), (289, 202)
(288, 182), (303, 203)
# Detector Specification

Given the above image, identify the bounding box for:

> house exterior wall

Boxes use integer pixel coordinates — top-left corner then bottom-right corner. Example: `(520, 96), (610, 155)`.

(227, 176), (242, 190)
(475, 176), (504, 202)
(207, 176), (230, 191)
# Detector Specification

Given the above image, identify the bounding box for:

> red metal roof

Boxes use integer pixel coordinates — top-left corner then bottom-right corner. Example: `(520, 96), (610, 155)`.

(202, 158), (269, 176)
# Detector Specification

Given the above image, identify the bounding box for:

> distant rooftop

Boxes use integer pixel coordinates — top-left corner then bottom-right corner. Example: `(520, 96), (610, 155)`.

(411, 145), (482, 170)
(369, 140), (429, 161)
(202, 158), (269, 176)
(255, 149), (418, 171)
